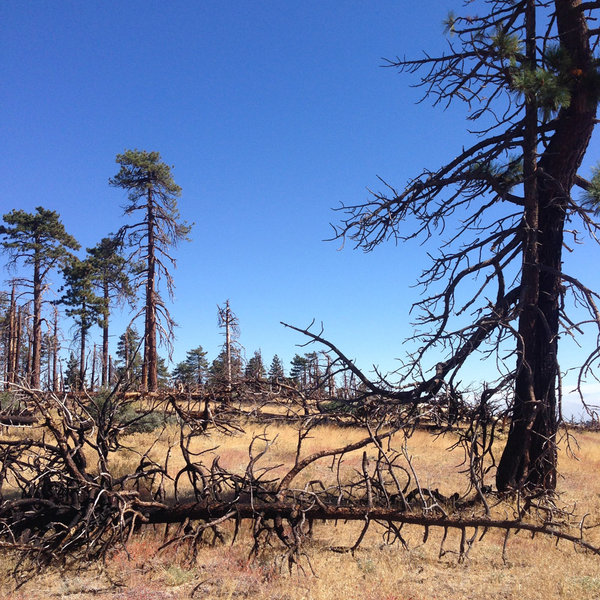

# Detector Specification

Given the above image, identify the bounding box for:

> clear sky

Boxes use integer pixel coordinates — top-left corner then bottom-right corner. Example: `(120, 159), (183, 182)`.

(2, 1), (600, 415)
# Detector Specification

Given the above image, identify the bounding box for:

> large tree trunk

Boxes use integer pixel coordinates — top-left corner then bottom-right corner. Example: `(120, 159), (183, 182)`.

(31, 252), (42, 388)
(14, 307), (22, 384)
(143, 189), (158, 392)
(101, 282), (109, 388)
(52, 306), (59, 393)
(79, 304), (87, 392)
(497, 0), (596, 492)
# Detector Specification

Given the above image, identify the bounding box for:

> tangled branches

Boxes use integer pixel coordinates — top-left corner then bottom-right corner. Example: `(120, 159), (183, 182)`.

(0, 372), (597, 585)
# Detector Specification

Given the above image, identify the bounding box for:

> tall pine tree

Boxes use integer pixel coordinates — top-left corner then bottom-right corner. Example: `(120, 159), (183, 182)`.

(335, 0), (600, 492)
(172, 345), (209, 389)
(0, 207), (79, 388)
(115, 326), (143, 385)
(57, 256), (104, 391)
(87, 236), (133, 387)
(110, 150), (191, 392)
(245, 349), (266, 379)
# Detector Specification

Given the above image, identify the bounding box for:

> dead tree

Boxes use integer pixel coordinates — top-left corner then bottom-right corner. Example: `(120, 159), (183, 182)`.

(4, 283), (18, 388)
(216, 300), (241, 395)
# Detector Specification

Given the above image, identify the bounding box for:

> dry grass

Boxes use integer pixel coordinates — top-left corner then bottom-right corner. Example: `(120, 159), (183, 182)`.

(2, 422), (600, 599)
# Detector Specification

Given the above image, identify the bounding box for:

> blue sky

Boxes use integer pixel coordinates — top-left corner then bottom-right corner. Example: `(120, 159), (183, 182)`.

(2, 1), (600, 413)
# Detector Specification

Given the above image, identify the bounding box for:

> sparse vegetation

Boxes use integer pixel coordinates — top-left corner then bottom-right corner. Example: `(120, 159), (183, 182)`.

(0, 416), (599, 600)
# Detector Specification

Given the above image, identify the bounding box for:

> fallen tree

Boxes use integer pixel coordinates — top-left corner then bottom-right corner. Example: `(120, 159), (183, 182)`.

(0, 383), (598, 584)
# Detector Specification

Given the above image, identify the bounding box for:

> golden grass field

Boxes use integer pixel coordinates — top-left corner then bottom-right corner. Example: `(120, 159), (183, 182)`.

(1, 421), (600, 600)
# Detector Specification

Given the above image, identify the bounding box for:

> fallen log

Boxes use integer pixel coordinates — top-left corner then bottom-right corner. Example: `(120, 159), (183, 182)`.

(0, 413), (37, 426)
(135, 499), (600, 555)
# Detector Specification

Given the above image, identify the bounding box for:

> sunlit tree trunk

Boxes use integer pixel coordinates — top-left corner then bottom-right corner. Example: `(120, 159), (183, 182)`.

(52, 306), (59, 393)
(102, 281), (109, 387)
(31, 248), (42, 388)
(79, 299), (87, 391)
(5, 284), (17, 388)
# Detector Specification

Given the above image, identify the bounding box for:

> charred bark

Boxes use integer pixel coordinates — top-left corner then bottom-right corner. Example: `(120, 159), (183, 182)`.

(102, 282), (110, 388)
(497, 0), (597, 491)
(141, 190), (158, 392)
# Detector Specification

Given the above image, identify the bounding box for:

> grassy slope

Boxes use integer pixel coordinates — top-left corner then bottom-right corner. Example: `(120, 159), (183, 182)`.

(2, 424), (600, 600)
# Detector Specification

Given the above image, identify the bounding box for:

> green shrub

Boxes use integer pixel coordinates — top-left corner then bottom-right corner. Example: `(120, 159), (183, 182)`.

(86, 391), (167, 435)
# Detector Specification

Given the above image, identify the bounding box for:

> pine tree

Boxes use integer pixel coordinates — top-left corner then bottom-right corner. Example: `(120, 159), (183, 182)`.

(289, 354), (309, 388)
(156, 356), (170, 389)
(208, 348), (242, 388)
(245, 349), (266, 379)
(334, 0), (600, 492)
(63, 352), (80, 392)
(87, 236), (134, 387)
(171, 360), (194, 388)
(185, 346), (209, 386)
(110, 150), (191, 392)
(0, 207), (79, 388)
(172, 346), (209, 389)
(0, 288), (22, 388)
(268, 354), (285, 381)
(305, 352), (321, 387)
(57, 256), (105, 391)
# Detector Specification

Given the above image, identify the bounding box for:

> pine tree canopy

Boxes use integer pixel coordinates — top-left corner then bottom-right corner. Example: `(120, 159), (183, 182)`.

(0, 207), (80, 273)
(58, 256), (105, 331)
(268, 354), (285, 380)
(109, 150), (191, 248)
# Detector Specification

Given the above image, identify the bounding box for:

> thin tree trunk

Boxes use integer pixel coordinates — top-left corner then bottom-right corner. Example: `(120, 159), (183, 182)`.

(79, 315), (86, 392)
(46, 321), (52, 391)
(14, 308), (22, 384)
(6, 284), (16, 388)
(124, 332), (130, 383)
(326, 353), (335, 396)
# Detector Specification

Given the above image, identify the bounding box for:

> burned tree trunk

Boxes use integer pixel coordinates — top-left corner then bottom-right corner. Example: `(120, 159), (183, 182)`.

(142, 189), (158, 392)
(102, 282), (110, 388)
(52, 306), (59, 393)
(497, 0), (597, 491)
